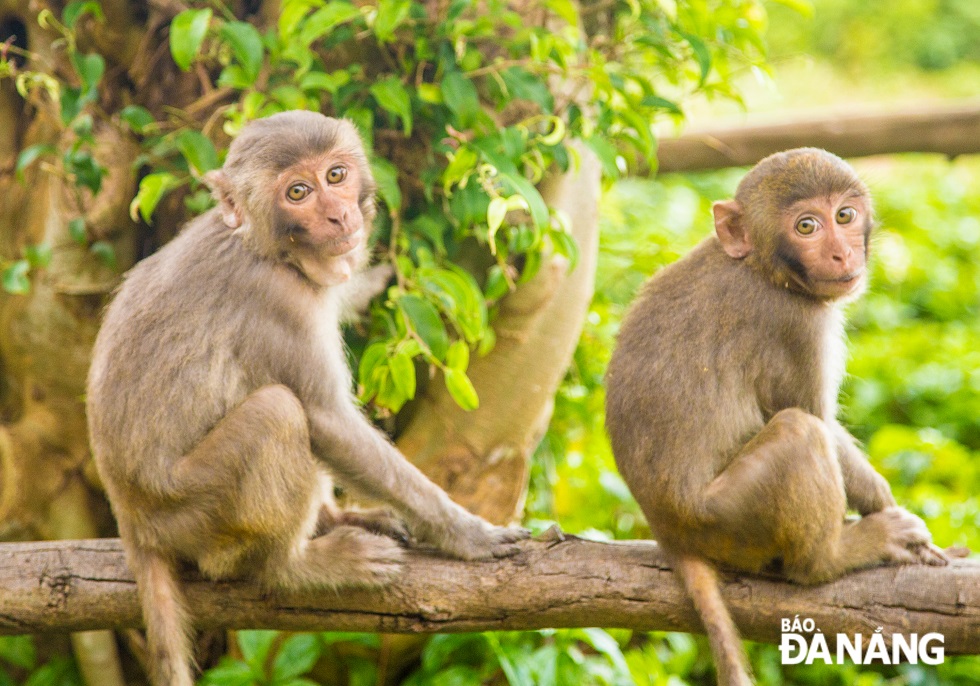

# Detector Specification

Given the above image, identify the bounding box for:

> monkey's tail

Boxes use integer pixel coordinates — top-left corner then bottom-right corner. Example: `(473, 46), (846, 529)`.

(131, 547), (196, 686)
(674, 554), (753, 686)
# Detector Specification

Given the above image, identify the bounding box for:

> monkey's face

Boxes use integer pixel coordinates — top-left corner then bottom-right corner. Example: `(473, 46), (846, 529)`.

(275, 154), (366, 257)
(772, 191), (872, 300)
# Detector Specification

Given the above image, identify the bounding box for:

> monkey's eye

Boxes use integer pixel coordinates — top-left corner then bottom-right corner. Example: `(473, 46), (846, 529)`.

(286, 184), (311, 202)
(836, 207), (856, 224)
(795, 217), (818, 235)
(326, 166), (348, 184)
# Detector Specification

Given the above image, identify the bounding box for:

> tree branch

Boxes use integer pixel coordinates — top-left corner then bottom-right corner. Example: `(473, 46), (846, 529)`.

(1, 537), (977, 653)
(653, 99), (980, 174)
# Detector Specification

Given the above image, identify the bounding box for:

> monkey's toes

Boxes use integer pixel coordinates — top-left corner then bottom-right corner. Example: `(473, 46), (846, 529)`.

(878, 506), (932, 547)
(326, 526), (405, 584)
(341, 509), (412, 545)
(911, 542), (949, 567)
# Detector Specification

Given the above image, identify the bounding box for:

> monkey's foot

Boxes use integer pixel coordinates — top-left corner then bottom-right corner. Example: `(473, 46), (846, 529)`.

(869, 507), (944, 566)
(309, 525), (405, 587)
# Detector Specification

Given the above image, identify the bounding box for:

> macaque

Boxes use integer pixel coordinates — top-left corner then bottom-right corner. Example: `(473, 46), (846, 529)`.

(605, 148), (948, 686)
(87, 111), (528, 686)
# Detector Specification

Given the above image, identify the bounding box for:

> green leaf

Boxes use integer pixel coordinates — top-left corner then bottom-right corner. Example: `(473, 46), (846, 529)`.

(68, 217), (87, 245)
(62, 1), (104, 29)
(89, 241), (116, 269)
(130, 172), (180, 224)
(176, 130), (219, 175)
(678, 30), (711, 85)
(358, 342), (389, 399)
(64, 149), (103, 194)
(15, 144), (55, 183)
(169, 8), (213, 71)
(486, 197), (507, 253)
(59, 87), (83, 124)
(444, 368), (479, 410)
(0, 636), (36, 670)
(71, 52), (104, 95)
(200, 656), (256, 686)
(298, 2), (361, 46)
(370, 77), (412, 136)
(271, 634), (321, 681)
(544, 0), (579, 27)
(22, 657), (81, 686)
(398, 294), (448, 359)
(374, 0), (411, 41)
(279, 0), (324, 37)
(388, 351), (417, 400)
(446, 340), (469, 371)
(640, 95), (682, 115)
(441, 70), (480, 128)
(25, 243), (52, 269)
(220, 21), (264, 84)
(2, 261), (31, 295)
(119, 105), (156, 134)
(499, 67), (553, 113)
(298, 70), (349, 95)
(584, 135), (621, 177)
(371, 157), (401, 215)
(238, 630), (279, 671)
(485, 265), (510, 300)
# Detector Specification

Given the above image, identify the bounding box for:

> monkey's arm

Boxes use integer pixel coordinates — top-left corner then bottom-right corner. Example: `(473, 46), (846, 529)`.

(830, 422), (896, 515)
(306, 404), (527, 559)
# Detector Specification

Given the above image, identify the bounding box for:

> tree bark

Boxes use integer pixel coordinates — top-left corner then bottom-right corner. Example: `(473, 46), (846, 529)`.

(2, 537), (977, 654)
(654, 100), (980, 173)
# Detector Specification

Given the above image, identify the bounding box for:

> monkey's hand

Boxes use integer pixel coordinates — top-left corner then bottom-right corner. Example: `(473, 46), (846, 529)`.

(339, 263), (396, 321)
(418, 512), (531, 561)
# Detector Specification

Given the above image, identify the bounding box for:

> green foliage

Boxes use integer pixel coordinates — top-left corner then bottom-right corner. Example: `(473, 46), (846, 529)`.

(767, 0), (980, 73)
(3, 0), (766, 410)
(0, 636), (82, 686)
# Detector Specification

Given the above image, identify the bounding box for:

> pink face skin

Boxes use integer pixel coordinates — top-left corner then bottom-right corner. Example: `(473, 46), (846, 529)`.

(275, 152), (365, 258)
(780, 191), (870, 299)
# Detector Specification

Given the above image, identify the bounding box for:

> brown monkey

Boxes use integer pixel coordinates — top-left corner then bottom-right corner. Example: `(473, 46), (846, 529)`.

(605, 148), (948, 686)
(87, 111), (528, 686)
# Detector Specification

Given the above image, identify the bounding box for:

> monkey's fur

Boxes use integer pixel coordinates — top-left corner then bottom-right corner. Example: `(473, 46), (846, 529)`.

(87, 111), (528, 686)
(606, 149), (947, 686)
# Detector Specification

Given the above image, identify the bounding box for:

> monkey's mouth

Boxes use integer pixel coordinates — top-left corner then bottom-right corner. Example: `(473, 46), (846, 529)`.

(291, 227), (362, 256)
(817, 270), (864, 285)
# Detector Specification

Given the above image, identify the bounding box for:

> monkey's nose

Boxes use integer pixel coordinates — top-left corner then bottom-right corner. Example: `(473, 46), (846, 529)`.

(327, 208), (349, 227)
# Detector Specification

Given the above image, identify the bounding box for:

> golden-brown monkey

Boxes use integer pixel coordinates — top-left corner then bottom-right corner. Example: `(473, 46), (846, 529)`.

(605, 148), (947, 686)
(87, 111), (528, 686)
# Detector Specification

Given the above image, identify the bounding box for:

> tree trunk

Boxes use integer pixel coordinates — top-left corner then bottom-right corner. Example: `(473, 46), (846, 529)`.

(2, 537), (977, 655)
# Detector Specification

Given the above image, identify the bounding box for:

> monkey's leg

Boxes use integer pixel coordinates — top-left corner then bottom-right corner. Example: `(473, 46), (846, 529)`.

(314, 478), (410, 543)
(700, 408), (939, 585)
(170, 385), (403, 589)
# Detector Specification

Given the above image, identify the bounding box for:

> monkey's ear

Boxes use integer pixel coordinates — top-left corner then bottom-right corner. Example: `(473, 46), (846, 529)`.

(204, 170), (242, 229)
(713, 200), (752, 259)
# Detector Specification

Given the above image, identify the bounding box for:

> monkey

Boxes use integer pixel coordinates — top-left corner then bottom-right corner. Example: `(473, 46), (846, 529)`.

(86, 111), (529, 686)
(604, 148), (949, 686)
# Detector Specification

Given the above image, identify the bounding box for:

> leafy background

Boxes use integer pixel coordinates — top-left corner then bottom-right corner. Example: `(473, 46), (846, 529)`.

(1, 0), (978, 683)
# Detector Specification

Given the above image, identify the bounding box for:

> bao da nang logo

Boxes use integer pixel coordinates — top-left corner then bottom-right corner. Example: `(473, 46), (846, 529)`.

(779, 616), (945, 665)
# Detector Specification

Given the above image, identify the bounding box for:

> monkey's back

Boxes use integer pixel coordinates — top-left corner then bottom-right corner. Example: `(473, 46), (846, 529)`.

(86, 210), (330, 505)
(605, 237), (828, 523)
